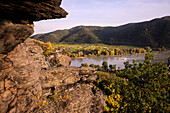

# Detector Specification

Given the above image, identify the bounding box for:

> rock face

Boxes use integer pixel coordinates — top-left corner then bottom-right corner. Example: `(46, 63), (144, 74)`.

(0, 0), (105, 112)
(0, 19), (34, 54)
(0, 0), (68, 24)
(41, 66), (105, 113)
(0, 38), (105, 113)
(47, 53), (72, 67)
(0, 38), (49, 113)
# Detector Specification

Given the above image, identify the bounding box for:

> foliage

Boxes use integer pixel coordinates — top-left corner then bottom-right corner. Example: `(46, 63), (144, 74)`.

(41, 51), (50, 55)
(89, 64), (102, 70)
(45, 42), (54, 51)
(158, 46), (167, 53)
(81, 63), (89, 67)
(35, 40), (147, 58)
(102, 61), (108, 71)
(56, 44), (146, 58)
(48, 90), (71, 106)
(93, 52), (169, 113)
(17, 91), (50, 112)
(109, 64), (116, 71)
(35, 41), (55, 56)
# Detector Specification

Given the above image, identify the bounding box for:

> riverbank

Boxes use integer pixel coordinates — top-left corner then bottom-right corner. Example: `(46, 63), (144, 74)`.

(70, 50), (170, 68)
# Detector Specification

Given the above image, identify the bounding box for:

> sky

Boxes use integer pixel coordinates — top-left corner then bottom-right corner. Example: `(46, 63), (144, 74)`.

(33, 0), (170, 35)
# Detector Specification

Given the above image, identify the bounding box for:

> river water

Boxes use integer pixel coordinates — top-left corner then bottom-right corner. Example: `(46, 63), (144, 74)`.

(70, 51), (170, 69)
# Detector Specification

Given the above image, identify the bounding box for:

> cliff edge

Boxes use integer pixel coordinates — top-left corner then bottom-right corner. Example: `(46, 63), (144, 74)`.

(0, 0), (105, 113)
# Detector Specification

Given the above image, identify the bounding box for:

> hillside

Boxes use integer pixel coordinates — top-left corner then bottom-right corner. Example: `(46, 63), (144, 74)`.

(31, 16), (170, 47)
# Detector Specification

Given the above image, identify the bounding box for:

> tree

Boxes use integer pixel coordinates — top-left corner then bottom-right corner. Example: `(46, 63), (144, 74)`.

(112, 65), (116, 70)
(97, 50), (101, 56)
(144, 52), (155, 64)
(109, 64), (116, 72)
(84, 63), (88, 67)
(89, 64), (95, 68)
(110, 50), (115, 55)
(102, 61), (108, 71)
(109, 65), (113, 70)
(145, 46), (152, 52)
(124, 61), (130, 69)
(45, 42), (54, 51)
(81, 63), (88, 67)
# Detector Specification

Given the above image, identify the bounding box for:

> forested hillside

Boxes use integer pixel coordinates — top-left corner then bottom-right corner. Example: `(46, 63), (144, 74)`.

(31, 16), (170, 47)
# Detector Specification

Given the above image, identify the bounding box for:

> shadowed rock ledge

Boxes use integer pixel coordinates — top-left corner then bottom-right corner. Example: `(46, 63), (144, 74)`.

(0, 0), (105, 113)
(0, 0), (68, 24)
(0, 19), (34, 54)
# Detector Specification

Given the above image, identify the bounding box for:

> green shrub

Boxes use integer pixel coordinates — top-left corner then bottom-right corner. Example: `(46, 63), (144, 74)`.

(102, 61), (108, 71)
(94, 52), (169, 112)
(81, 63), (88, 67)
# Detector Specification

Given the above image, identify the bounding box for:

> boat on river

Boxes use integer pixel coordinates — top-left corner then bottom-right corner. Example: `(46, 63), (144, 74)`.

(117, 57), (127, 60)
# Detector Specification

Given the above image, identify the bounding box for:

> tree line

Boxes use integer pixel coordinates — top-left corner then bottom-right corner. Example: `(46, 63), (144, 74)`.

(64, 48), (146, 58)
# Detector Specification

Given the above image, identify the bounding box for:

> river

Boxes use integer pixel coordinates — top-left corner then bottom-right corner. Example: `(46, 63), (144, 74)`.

(70, 51), (170, 69)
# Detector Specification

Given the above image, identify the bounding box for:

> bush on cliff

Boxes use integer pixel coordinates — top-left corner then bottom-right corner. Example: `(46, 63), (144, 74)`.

(94, 52), (169, 112)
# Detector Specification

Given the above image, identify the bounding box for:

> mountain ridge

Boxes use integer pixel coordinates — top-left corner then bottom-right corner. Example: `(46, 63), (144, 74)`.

(31, 16), (170, 47)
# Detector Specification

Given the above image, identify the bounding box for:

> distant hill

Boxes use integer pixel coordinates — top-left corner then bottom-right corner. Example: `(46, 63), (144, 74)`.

(31, 16), (170, 48)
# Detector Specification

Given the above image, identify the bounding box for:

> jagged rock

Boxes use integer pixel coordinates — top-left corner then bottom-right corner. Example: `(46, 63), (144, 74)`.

(40, 67), (97, 90)
(47, 53), (71, 67)
(0, 0), (68, 24)
(0, 19), (34, 54)
(0, 0), (68, 53)
(40, 66), (105, 113)
(0, 0), (105, 112)
(0, 38), (49, 113)
(0, 38), (105, 113)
